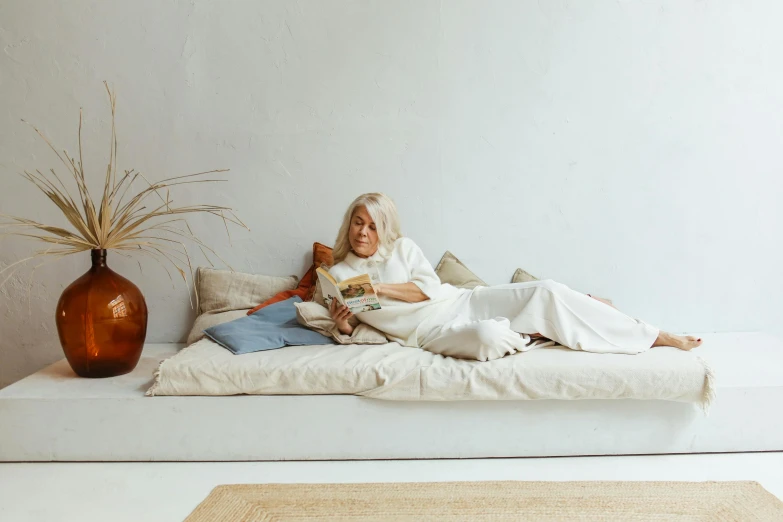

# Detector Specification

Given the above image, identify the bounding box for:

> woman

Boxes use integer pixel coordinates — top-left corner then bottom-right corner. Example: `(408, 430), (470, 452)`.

(328, 193), (702, 362)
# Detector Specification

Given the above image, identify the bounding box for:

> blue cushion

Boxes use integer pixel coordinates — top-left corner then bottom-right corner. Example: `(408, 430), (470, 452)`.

(203, 296), (334, 355)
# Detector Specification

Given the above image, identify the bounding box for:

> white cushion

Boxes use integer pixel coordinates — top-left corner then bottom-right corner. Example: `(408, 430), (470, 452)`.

(294, 301), (388, 345)
(148, 338), (714, 411)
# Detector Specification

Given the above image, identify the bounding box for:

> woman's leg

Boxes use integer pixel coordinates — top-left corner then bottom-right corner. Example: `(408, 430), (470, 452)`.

(466, 280), (668, 355)
(585, 291), (702, 350)
(419, 317), (535, 362)
(544, 292), (702, 350)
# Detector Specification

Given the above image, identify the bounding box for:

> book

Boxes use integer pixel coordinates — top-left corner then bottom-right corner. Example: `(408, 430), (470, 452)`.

(315, 267), (382, 314)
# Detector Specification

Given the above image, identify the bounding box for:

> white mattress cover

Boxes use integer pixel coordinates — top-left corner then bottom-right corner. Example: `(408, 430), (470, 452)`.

(147, 338), (714, 410)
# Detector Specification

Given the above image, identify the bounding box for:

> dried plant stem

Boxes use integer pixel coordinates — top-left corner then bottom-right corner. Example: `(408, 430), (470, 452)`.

(1, 83), (248, 310)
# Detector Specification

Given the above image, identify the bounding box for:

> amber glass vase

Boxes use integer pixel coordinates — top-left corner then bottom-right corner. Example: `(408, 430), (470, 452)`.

(55, 249), (148, 378)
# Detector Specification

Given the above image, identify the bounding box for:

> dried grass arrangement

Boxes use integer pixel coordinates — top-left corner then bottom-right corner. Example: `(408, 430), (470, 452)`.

(0, 82), (248, 308)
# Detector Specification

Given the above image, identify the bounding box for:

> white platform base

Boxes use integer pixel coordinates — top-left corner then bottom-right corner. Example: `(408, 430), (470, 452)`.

(1, 332), (782, 461)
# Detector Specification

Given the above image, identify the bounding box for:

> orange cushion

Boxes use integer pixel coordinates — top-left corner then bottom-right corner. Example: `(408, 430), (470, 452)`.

(309, 242), (334, 299)
(247, 243), (333, 315)
(313, 241), (334, 267)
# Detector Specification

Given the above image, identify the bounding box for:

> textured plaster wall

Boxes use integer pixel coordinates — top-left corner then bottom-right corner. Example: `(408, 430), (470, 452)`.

(1, 0), (782, 388)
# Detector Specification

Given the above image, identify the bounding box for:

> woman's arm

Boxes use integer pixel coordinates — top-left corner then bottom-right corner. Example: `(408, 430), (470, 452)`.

(400, 238), (442, 299)
(375, 282), (429, 303)
(329, 282), (427, 335)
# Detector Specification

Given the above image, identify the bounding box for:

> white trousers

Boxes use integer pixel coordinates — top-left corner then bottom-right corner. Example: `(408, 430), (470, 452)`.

(416, 280), (660, 362)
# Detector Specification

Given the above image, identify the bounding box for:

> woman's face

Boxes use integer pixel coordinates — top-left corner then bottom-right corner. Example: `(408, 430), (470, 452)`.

(349, 205), (379, 258)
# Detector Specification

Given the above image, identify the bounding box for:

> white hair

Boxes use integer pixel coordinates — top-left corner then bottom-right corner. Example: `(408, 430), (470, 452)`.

(332, 192), (402, 264)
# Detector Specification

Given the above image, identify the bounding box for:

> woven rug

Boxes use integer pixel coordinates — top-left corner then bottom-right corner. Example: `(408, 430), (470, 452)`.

(184, 480), (783, 521)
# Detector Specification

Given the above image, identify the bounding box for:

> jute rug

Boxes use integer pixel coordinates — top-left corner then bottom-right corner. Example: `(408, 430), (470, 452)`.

(184, 480), (783, 521)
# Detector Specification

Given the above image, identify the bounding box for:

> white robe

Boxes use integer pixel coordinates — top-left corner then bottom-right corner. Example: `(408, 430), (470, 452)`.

(329, 238), (659, 361)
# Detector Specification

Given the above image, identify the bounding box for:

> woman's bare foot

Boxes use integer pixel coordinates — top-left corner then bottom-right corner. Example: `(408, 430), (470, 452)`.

(652, 331), (703, 351)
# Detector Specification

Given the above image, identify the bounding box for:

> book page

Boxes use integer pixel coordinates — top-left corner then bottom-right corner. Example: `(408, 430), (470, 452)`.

(337, 273), (382, 313)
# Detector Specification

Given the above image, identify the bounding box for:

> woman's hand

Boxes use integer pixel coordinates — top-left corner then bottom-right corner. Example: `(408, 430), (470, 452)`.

(329, 299), (355, 335)
(373, 283), (385, 297)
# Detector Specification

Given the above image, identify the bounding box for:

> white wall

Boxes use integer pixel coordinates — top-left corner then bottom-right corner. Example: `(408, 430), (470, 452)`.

(1, 0), (782, 388)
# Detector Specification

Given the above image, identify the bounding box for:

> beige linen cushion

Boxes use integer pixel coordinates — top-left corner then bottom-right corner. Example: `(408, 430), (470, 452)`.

(196, 267), (299, 313)
(294, 301), (388, 345)
(511, 268), (539, 283)
(435, 251), (487, 289)
(186, 267), (299, 345)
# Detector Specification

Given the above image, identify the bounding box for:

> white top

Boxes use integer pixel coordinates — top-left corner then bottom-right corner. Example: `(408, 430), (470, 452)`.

(329, 237), (468, 347)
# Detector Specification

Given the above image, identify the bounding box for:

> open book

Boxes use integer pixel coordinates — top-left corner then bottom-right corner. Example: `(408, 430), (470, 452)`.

(315, 267), (382, 314)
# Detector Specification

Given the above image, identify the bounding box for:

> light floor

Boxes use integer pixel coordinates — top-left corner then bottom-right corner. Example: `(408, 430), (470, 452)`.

(1, 452), (781, 522)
